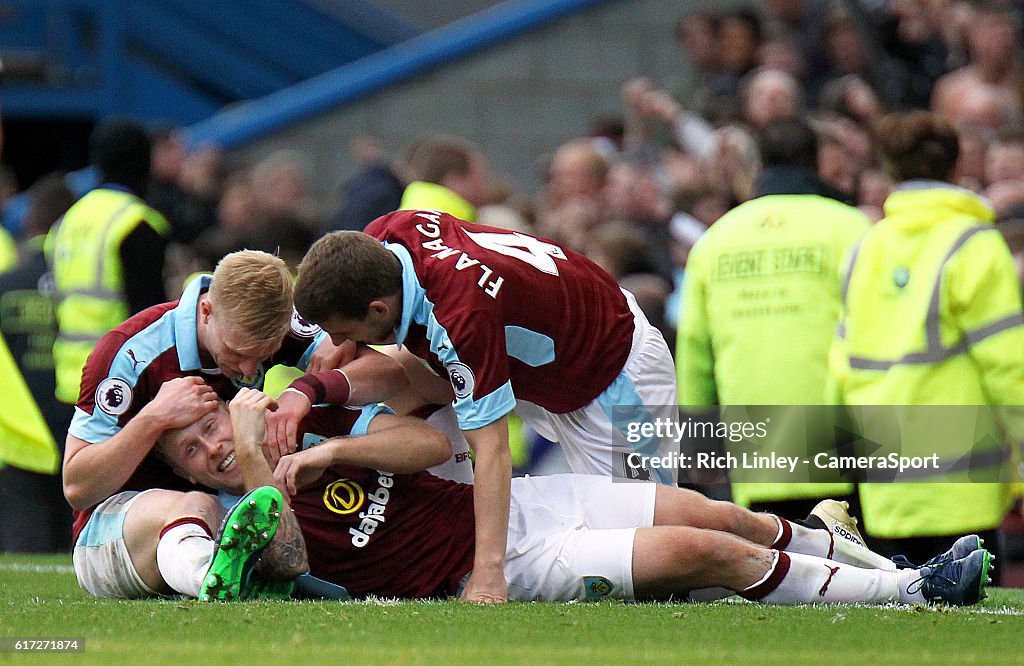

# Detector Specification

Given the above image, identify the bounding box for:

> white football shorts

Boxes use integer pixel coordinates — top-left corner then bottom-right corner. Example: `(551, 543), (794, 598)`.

(424, 404), (475, 484)
(504, 474), (657, 602)
(514, 289), (679, 484)
(73, 490), (161, 599)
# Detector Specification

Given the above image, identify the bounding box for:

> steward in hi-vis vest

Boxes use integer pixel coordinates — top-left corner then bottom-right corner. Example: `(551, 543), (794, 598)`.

(398, 135), (487, 223)
(48, 119), (169, 404)
(828, 112), (1023, 575)
(678, 119), (869, 511)
(829, 184), (1023, 537)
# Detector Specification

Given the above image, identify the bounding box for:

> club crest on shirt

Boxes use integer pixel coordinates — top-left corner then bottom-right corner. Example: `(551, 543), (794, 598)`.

(446, 362), (475, 400)
(95, 378), (133, 416)
(323, 479), (365, 515)
(290, 308), (321, 338)
(230, 363), (266, 390)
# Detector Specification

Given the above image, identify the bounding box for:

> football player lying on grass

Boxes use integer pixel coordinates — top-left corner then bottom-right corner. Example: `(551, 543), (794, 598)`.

(152, 388), (994, 606)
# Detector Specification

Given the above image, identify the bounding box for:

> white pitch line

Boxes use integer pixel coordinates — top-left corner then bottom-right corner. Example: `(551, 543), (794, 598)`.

(0, 562), (75, 574)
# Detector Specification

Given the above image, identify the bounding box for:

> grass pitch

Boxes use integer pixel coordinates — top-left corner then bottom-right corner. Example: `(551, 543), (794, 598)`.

(1, 553), (1022, 665)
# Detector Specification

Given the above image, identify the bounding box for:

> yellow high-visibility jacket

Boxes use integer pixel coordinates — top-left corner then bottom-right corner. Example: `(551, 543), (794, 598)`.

(829, 183), (1023, 537)
(678, 194), (869, 506)
(400, 181), (476, 222)
(47, 188), (169, 403)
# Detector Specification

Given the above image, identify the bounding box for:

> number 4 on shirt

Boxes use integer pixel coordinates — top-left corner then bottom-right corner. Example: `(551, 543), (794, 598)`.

(465, 230), (568, 276)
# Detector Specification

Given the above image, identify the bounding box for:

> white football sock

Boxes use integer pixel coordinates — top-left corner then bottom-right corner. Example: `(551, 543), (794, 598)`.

(743, 551), (911, 605)
(156, 519), (215, 598)
(896, 568), (928, 604)
(774, 516), (897, 571)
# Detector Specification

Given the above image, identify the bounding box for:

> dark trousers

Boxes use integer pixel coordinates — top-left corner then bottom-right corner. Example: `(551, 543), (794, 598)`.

(0, 465), (72, 552)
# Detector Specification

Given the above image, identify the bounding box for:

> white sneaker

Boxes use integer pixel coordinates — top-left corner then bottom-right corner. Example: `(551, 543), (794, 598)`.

(809, 499), (866, 548)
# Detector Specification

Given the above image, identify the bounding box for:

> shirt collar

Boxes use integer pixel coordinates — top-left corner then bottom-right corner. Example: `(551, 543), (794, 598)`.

(383, 242), (420, 349)
(175, 274), (212, 371)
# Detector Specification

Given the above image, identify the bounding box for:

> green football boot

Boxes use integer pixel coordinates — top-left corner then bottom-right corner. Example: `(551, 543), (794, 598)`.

(892, 534), (985, 570)
(199, 486), (283, 602)
(914, 548), (994, 606)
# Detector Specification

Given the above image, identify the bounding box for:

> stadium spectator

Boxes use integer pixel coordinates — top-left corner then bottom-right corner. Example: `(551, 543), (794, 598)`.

(584, 220), (672, 343)
(855, 167), (894, 222)
(146, 127), (219, 246)
(758, 0), (831, 94)
(399, 134), (490, 222)
(250, 149), (320, 222)
(327, 135), (404, 232)
(672, 9), (722, 119)
(155, 388), (994, 607)
(190, 157), (320, 273)
(984, 126), (1024, 186)
(828, 111), (1023, 583)
(189, 171), (259, 272)
(705, 9), (766, 124)
(602, 160), (674, 229)
(813, 114), (872, 202)
(870, 0), (949, 109)
(984, 178), (1024, 219)
(817, 74), (883, 126)
(534, 138), (609, 250)
(931, 1), (1024, 127)
(621, 72), (784, 203)
(740, 68), (804, 131)
(758, 32), (806, 83)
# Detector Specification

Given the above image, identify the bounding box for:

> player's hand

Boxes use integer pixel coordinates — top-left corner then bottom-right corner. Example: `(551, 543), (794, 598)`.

(274, 444), (335, 496)
(459, 566), (508, 604)
(264, 389), (310, 463)
(144, 376), (219, 431)
(306, 338), (358, 373)
(228, 388), (276, 459)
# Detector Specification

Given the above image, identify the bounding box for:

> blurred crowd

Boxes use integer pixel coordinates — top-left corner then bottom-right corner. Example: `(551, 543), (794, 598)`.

(4, 0), (1024, 559)
(4, 1), (1024, 340)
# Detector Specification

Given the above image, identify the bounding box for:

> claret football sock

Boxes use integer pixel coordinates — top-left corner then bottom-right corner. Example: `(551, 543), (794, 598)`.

(156, 518), (215, 597)
(742, 550), (904, 605)
(774, 516), (896, 572)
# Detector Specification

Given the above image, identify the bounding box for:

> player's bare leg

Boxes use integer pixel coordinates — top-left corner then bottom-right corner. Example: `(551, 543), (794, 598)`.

(651, 485), (896, 571)
(123, 489), (224, 594)
(652, 486), (777, 541)
(630, 526), (991, 605)
(632, 526), (772, 599)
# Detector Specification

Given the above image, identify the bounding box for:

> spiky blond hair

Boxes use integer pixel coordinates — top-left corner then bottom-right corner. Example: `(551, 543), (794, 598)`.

(209, 250), (293, 353)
